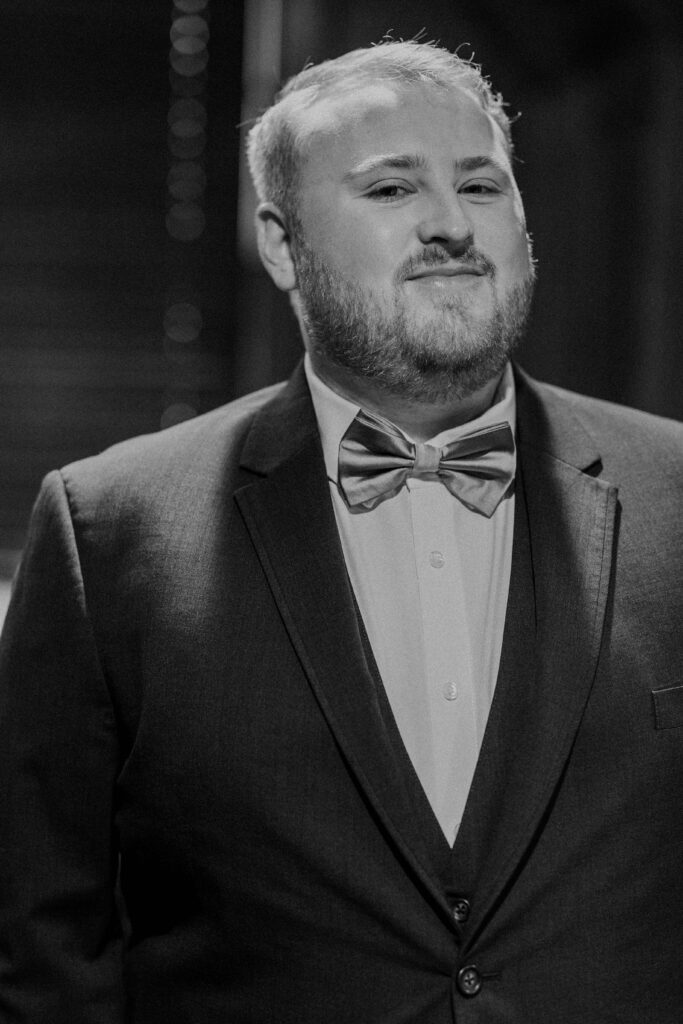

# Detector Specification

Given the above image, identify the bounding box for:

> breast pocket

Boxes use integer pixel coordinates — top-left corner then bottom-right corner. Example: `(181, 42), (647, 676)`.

(652, 685), (683, 729)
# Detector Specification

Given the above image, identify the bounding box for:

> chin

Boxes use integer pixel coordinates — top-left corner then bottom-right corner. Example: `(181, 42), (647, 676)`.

(358, 337), (513, 405)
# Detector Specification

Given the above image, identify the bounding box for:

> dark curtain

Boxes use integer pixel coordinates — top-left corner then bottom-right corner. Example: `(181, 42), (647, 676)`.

(0, 0), (681, 547)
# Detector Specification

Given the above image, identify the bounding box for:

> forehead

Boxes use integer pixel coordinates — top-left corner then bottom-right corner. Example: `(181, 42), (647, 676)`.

(291, 82), (510, 183)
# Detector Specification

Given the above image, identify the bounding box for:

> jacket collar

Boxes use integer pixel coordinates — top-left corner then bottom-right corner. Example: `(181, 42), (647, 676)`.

(239, 362), (320, 477)
(240, 360), (605, 481)
(449, 364), (618, 950)
(234, 361), (457, 923)
(513, 364), (602, 474)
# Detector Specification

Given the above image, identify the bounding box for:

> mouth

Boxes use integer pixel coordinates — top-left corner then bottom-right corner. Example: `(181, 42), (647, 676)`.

(405, 264), (487, 281)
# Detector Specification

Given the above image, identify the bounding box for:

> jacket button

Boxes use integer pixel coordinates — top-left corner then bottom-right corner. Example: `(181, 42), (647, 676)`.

(457, 964), (482, 997)
(452, 897), (470, 924)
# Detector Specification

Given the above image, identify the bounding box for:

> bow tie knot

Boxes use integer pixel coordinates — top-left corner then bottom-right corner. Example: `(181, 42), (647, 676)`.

(338, 409), (515, 517)
(412, 442), (442, 477)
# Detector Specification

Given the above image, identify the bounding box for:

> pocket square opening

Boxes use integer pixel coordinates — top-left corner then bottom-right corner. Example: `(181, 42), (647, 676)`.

(652, 685), (683, 730)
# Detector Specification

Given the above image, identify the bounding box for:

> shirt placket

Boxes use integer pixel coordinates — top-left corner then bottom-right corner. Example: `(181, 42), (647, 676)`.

(409, 481), (479, 843)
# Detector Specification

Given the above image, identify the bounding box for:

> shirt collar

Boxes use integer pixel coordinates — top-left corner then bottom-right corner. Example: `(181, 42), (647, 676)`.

(304, 353), (517, 485)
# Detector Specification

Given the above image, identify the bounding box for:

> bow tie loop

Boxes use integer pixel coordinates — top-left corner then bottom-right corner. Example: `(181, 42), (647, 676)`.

(338, 410), (515, 517)
(412, 443), (442, 476)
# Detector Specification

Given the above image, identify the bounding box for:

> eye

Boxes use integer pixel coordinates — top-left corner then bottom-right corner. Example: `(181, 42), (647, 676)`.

(365, 182), (413, 202)
(460, 180), (501, 199)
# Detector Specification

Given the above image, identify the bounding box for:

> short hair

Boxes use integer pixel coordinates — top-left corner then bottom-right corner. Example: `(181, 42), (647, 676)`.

(246, 40), (513, 228)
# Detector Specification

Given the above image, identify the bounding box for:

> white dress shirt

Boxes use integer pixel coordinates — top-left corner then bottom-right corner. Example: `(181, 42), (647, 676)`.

(305, 356), (517, 845)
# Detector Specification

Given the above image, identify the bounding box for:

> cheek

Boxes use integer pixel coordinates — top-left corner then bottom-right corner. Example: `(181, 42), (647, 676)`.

(490, 219), (532, 279)
(506, 199), (532, 270)
(299, 194), (402, 281)
(297, 193), (337, 251)
(311, 223), (392, 281)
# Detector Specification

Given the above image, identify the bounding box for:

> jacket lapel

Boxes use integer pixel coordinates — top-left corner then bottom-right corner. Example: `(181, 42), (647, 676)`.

(234, 365), (453, 917)
(232, 362), (619, 937)
(451, 366), (619, 948)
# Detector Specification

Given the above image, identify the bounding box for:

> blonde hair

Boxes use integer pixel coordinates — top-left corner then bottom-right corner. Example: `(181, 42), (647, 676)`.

(246, 40), (512, 226)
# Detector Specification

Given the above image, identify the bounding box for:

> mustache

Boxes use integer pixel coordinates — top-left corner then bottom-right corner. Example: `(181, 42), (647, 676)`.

(397, 245), (496, 282)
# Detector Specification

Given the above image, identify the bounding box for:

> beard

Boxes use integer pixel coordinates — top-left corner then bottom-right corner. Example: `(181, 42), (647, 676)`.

(293, 239), (536, 403)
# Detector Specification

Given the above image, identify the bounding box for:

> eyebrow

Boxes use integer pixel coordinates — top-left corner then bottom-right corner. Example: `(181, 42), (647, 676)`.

(455, 155), (506, 174)
(342, 153), (428, 182)
(343, 152), (510, 182)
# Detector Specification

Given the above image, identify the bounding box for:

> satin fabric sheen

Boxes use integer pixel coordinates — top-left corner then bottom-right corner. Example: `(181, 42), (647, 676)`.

(338, 410), (516, 516)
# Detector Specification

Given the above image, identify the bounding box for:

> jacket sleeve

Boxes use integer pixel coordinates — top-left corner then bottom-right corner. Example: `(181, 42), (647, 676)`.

(0, 471), (124, 1023)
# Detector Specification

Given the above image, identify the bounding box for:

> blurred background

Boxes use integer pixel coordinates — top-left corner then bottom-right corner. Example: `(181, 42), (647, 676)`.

(1, 0), (682, 619)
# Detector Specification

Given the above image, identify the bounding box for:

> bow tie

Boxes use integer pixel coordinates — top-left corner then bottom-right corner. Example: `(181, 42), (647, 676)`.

(337, 409), (515, 517)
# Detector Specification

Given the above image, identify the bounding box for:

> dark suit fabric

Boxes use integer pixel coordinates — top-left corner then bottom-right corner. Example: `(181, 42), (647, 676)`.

(0, 364), (682, 1023)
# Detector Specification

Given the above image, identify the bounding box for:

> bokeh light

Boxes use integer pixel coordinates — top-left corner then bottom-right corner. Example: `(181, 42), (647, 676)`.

(166, 202), (206, 242)
(170, 119), (204, 139)
(160, 402), (199, 430)
(172, 34), (207, 56)
(174, 0), (208, 13)
(169, 69), (207, 97)
(163, 302), (203, 343)
(168, 97), (207, 127)
(164, 337), (200, 366)
(170, 15), (209, 40)
(170, 50), (209, 76)
(168, 131), (206, 160)
(163, 1), (210, 429)
(167, 162), (206, 201)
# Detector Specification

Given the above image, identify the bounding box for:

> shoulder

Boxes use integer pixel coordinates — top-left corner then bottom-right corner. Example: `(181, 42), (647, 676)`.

(57, 381), (287, 513)
(538, 380), (682, 446)
(516, 368), (683, 483)
(19, 383), (295, 556)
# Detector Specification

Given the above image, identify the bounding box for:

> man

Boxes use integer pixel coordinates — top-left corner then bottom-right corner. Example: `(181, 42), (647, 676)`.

(0, 40), (682, 1024)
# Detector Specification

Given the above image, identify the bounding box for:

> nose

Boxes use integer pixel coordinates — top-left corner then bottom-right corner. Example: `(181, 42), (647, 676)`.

(416, 191), (473, 254)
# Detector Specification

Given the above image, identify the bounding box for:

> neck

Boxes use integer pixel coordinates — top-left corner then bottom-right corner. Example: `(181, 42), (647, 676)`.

(308, 353), (504, 441)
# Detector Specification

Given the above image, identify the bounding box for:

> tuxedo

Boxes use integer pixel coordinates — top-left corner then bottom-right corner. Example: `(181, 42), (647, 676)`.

(1, 362), (682, 1023)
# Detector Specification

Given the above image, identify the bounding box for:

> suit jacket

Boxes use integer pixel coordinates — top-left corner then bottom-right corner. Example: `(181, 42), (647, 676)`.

(1, 363), (682, 1023)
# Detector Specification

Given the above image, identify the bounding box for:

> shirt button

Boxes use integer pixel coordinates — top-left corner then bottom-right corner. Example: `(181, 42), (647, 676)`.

(456, 964), (482, 997)
(429, 550), (445, 569)
(452, 897), (470, 924)
(443, 682), (458, 701)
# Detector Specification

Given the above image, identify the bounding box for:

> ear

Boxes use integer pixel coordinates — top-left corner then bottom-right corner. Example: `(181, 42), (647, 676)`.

(255, 202), (298, 292)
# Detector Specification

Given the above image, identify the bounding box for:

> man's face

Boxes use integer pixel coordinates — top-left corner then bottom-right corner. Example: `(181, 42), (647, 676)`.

(289, 82), (535, 401)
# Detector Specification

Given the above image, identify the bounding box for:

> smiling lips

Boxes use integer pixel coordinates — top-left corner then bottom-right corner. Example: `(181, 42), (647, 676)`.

(406, 263), (487, 280)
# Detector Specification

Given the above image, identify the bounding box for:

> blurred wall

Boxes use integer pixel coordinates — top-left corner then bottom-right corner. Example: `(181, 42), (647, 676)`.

(0, 1), (242, 548)
(1, 0), (681, 549)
